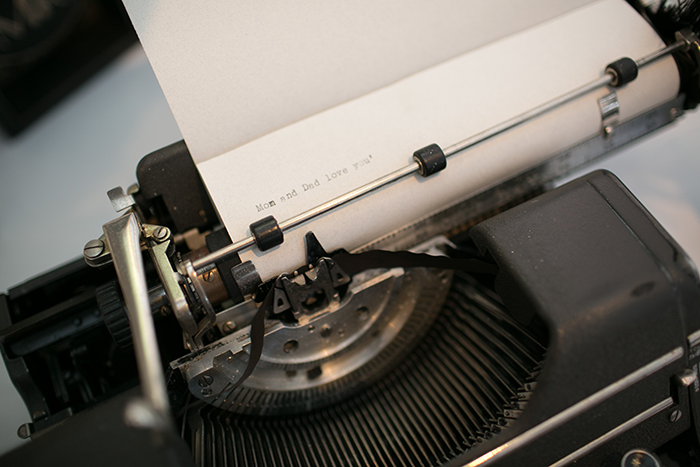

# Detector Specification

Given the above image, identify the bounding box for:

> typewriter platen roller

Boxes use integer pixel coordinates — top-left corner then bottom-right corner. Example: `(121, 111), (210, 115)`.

(3, 1), (700, 466)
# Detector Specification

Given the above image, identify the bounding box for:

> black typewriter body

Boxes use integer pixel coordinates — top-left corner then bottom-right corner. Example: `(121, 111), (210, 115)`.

(2, 154), (700, 466)
(3, 1), (700, 465)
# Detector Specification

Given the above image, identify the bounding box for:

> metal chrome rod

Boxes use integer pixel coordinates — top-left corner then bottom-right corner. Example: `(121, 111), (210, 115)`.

(279, 163), (419, 231)
(192, 235), (257, 271)
(442, 75), (612, 157)
(193, 40), (683, 272)
(637, 40), (685, 67)
(549, 397), (674, 467)
(193, 164), (420, 271)
(103, 213), (171, 418)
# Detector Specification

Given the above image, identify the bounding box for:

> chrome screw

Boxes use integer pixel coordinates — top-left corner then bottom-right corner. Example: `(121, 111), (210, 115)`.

(198, 375), (214, 387)
(202, 271), (215, 282)
(83, 239), (104, 259)
(154, 227), (169, 240)
(670, 409), (682, 423)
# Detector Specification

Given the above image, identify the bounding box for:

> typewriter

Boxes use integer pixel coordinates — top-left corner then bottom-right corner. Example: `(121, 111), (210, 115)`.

(2, 1), (700, 466)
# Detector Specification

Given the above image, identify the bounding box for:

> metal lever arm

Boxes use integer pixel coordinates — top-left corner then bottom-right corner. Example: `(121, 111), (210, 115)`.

(103, 212), (171, 421)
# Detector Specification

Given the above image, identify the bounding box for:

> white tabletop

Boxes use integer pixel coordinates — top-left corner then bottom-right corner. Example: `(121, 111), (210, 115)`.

(0, 44), (698, 455)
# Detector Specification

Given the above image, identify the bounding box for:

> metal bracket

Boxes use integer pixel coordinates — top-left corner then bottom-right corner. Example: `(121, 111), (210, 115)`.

(184, 260), (217, 347)
(144, 222), (213, 351)
(676, 29), (700, 61)
(598, 92), (620, 136)
(148, 240), (198, 350)
(84, 223), (171, 267)
(86, 208), (201, 351)
(675, 29), (700, 91)
(107, 187), (136, 213)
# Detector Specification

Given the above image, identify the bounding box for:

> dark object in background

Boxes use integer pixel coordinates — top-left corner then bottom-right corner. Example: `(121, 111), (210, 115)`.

(627, 0), (700, 109)
(0, 0), (137, 136)
(0, 388), (195, 467)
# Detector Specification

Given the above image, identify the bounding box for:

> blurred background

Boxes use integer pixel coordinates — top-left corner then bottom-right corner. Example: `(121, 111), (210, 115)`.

(1, 0), (699, 457)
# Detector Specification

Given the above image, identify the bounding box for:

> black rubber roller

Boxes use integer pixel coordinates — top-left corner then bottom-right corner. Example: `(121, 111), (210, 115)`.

(250, 215), (284, 251)
(605, 57), (638, 87)
(413, 143), (446, 177)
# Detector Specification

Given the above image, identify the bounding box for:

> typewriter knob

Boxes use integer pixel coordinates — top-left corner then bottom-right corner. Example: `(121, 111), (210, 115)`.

(96, 281), (133, 350)
(621, 449), (662, 467)
(95, 281), (169, 349)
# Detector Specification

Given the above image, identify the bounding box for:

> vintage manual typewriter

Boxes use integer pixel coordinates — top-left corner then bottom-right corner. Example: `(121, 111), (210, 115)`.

(2, 0), (700, 466)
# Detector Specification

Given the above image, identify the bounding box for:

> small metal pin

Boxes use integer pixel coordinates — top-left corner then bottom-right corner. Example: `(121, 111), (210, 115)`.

(673, 368), (697, 387)
(222, 321), (237, 334)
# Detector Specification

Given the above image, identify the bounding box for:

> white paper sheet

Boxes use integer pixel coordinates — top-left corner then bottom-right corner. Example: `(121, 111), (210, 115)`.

(199, 0), (678, 280)
(121, 0), (596, 163)
(123, 0), (679, 281)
